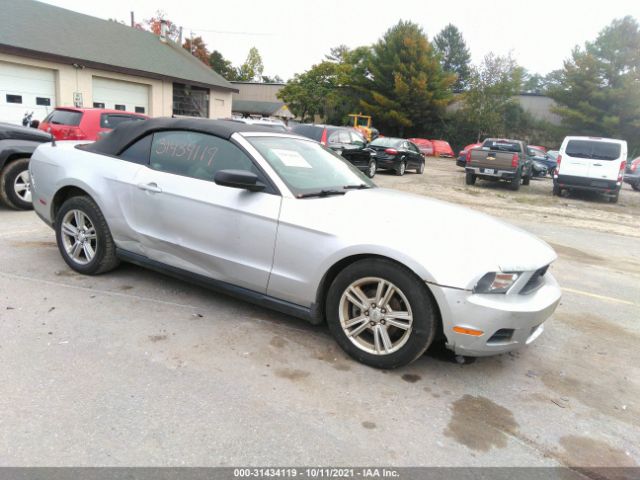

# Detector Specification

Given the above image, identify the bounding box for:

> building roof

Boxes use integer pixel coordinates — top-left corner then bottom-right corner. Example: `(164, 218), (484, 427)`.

(232, 100), (293, 119)
(0, 0), (237, 93)
(84, 117), (280, 155)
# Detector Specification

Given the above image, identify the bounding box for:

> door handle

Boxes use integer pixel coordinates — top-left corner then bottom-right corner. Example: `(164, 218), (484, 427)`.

(137, 182), (162, 193)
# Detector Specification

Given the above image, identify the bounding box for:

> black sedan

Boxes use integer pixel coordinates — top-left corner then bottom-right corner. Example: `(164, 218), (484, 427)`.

(368, 137), (425, 176)
(290, 124), (377, 177)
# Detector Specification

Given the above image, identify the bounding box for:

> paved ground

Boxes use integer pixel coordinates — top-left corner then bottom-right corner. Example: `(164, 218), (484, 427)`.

(0, 157), (638, 468)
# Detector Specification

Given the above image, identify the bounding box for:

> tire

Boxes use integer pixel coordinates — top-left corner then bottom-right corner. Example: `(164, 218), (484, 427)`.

(609, 192), (619, 203)
(416, 161), (425, 174)
(367, 160), (377, 178)
(522, 175), (530, 186)
(325, 258), (437, 369)
(55, 195), (120, 275)
(509, 171), (521, 191)
(632, 182), (640, 192)
(552, 185), (561, 196)
(395, 160), (406, 176)
(0, 158), (33, 210)
(465, 172), (476, 185)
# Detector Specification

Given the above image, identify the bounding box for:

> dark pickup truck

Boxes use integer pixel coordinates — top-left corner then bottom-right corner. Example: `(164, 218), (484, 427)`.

(0, 123), (52, 210)
(465, 138), (533, 190)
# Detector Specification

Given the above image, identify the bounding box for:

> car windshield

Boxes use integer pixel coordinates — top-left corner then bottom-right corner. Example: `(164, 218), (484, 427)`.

(565, 140), (621, 161)
(247, 136), (375, 197)
(370, 138), (403, 148)
(483, 140), (521, 152)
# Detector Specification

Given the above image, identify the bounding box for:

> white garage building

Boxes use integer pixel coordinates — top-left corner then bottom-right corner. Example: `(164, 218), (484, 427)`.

(0, 0), (237, 125)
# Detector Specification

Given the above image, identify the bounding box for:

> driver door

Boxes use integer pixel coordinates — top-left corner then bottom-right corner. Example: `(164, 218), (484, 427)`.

(127, 130), (281, 294)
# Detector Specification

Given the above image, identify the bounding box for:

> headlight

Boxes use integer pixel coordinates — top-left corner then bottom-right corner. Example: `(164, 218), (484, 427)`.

(474, 272), (520, 294)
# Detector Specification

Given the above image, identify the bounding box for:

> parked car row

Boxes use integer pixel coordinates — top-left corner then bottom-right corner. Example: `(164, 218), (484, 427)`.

(289, 124), (426, 178)
(0, 107), (147, 210)
(458, 135), (631, 203)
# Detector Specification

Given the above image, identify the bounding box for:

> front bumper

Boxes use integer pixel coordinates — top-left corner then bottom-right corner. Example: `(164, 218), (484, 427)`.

(430, 272), (561, 357)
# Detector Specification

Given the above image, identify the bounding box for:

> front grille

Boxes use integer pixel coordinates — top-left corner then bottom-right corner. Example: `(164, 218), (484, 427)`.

(520, 265), (549, 295)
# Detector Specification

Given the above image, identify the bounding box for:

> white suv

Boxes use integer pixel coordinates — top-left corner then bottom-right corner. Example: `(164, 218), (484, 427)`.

(553, 136), (627, 203)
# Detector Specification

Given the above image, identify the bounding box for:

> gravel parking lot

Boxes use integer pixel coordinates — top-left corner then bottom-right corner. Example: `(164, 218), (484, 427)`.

(0, 157), (638, 468)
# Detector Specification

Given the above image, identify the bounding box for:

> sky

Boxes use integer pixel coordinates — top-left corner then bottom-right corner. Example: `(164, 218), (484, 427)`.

(42, 0), (640, 80)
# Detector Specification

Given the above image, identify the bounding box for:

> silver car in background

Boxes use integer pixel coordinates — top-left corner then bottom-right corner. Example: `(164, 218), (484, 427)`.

(29, 118), (561, 368)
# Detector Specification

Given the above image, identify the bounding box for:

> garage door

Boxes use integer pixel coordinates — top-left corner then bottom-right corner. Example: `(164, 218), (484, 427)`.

(0, 62), (56, 126)
(92, 77), (149, 114)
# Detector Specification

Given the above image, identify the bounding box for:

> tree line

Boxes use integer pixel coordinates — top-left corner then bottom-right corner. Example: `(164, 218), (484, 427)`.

(132, 12), (640, 154)
(276, 18), (640, 155)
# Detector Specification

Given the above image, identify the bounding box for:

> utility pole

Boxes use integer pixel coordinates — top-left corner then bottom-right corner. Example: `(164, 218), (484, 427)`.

(130, 11), (134, 28)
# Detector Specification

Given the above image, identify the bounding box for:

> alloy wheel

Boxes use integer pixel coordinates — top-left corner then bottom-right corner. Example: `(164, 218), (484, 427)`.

(60, 209), (98, 265)
(13, 170), (31, 203)
(338, 277), (413, 355)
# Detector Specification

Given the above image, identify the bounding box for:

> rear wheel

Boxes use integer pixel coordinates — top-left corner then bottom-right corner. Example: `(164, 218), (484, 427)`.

(552, 184), (561, 196)
(522, 175), (530, 186)
(395, 161), (406, 176)
(632, 182), (640, 192)
(510, 171), (521, 191)
(326, 259), (437, 369)
(367, 160), (377, 178)
(465, 172), (476, 185)
(55, 196), (120, 275)
(416, 161), (425, 174)
(0, 158), (33, 210)
(609, 191), (619, 203)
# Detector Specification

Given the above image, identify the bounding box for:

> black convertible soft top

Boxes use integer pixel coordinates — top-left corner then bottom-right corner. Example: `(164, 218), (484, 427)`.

(83, 117), (279, 156)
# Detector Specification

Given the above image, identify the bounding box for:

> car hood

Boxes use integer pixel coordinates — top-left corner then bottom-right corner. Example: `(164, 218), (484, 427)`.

(280, 187), (556, 289)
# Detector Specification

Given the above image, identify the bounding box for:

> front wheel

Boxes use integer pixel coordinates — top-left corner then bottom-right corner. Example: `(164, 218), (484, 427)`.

(367, 160), (377, 178)
(55, 196), (120, 275)
(395, 160), (406, 176)
(326, 259), (437, 369)
(0, 158), (33, 210)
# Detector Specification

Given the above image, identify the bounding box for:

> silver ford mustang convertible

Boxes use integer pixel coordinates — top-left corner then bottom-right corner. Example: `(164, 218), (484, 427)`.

(30, 118), (561, 368)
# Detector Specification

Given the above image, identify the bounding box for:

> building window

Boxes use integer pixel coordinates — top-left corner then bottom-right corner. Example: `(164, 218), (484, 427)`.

(135, 106), (145, 114)
(115, 104), (126, 111)
(6, 94), (22, 104)
(172, 83), (209, 118)
(93, 102), (105, 108)
(36, 97), (51, 106)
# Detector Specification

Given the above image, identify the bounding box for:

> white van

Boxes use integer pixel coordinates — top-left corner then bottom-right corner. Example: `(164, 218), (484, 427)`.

(554, 136), (627, 203)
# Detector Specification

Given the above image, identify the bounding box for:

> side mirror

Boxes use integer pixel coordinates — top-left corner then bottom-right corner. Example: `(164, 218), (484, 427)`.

(214, 169), (265, 192)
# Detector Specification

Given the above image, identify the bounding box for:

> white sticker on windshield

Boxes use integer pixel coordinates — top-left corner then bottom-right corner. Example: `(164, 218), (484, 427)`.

(272, 149), (312, 168)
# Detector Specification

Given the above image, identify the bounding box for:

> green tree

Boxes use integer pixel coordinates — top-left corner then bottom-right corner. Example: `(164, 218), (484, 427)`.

(433, 24), (472, 92)
(235, 47), (265, 82)
(548, 16), (640, 154)
(209, 50), (237, 80)
(277, 61), (340, 122)
(459, 53), (524, 141)
(360, 21), (454, 136)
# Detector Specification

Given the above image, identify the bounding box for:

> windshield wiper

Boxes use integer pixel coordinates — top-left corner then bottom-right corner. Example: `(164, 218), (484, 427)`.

(343, 184), (371, 190)
(297, 189), (347, 199)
